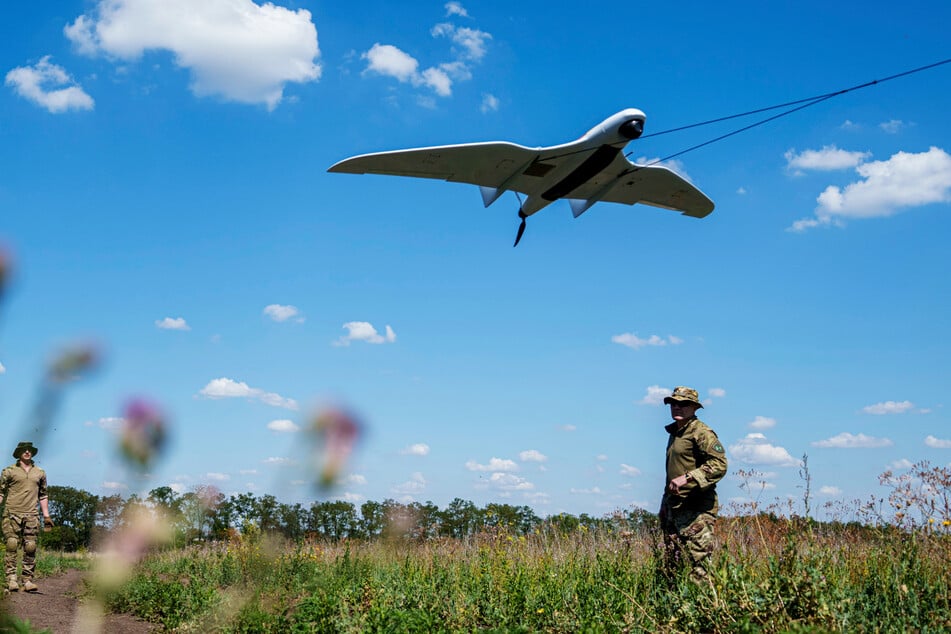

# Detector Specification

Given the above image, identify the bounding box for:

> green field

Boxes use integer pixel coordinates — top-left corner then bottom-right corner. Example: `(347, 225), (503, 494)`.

(82, 512), (947, 633)
(4, 461), (950, 632)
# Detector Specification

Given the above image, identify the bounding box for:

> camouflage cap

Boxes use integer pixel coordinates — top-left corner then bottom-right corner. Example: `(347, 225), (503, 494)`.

(663, 386), (703, 408)
(13, 441), (38, 459)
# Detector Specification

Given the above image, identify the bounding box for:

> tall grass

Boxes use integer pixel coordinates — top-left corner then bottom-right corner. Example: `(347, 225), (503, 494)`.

(94, 515), (950, 633)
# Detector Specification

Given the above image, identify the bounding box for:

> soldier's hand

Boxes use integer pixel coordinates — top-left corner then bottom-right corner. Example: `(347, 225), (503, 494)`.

(668, 474), (689, 494)
(43, 517), (54, 532)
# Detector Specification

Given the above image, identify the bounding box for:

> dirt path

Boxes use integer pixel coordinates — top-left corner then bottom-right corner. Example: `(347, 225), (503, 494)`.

(1, 569), (158, 633)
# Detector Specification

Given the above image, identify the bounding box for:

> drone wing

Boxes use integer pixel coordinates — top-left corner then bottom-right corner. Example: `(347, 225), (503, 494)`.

(328, 142), (541, 190)
(566, 154), (715, 218)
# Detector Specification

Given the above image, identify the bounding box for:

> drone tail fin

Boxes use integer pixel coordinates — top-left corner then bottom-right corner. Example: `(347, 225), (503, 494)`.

(480, 186), (504, 208)
(568, 198), (596, 218)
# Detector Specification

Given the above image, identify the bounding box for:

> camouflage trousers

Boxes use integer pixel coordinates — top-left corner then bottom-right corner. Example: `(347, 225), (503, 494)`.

(660, 507), (716, 583)
(3, 512), (40, 580)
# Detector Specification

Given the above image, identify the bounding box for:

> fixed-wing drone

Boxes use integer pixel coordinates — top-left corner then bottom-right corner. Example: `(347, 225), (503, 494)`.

(328, 109), (714, 246)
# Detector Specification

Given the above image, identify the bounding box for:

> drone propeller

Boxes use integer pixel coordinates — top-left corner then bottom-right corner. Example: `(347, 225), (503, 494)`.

(513, 192), (527, 247)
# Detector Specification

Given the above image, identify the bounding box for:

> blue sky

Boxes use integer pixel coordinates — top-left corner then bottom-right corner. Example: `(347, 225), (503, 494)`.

(1, 0), (949, 519)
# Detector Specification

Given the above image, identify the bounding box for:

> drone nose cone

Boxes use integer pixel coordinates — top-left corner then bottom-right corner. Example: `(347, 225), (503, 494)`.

(618, 118), (644, 140)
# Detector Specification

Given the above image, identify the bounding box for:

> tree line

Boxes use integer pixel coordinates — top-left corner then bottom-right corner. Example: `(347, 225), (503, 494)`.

(33, 485), (657, 551)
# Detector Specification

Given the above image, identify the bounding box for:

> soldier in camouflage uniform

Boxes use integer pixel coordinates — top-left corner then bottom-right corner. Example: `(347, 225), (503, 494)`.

(1, 442), (54, 593)
(658, 387), (727, 582)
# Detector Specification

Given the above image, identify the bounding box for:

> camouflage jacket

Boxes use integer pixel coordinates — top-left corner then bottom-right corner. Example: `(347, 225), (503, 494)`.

(662, 417), (727, 514)
(0, 461), (48, 516)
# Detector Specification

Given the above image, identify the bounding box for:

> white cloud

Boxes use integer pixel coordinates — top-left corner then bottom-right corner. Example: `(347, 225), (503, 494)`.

(363, 44), (418, 82)
(925, 435), (951, 449)
(737, 187), (747, 195)
(5, 56), (94, 113)
(486, 472), (533, 491)
(862, 400), (914, 415)
(465, 457), (517, 472)
(639, 385), (670, 406)
(785, 146), (870, 172)
(334, 321), (396, 346)
(65, 0), (321, 110)
(519, 449), (547, 463)
(267, 419), (299, 433)
(730, 433), (800, 466)
(819, 485), (841, 496)
(102, 481), (128, 490)
(362, 12), (490, 100)
(432, 25), (491, 61)
(0, 362), (5, 374)
(263, 304), (303, 323)
(789, 147), (951, 231)
(619, 464), (641, 477)
(198, 377), (298, 410)
(95, 416), (124, 430)
(337, 491), (365, 503)
(811, 432), (893, 449)
(206, 472), (230, 481)
(422, 67), (452, 96)
(879, 119), (905, 134)
(523, 492), (550, 504)
(557, 424), (577, 432)
(345, 474), (367, 485)
(263, 456), (293, 466)
(708, 387), (726, 399)
(481, 92), (499, 113)
(749, 416), (776, 430)
(612, 333), (681, 350)
(155, 316), (190, 331)
(445, 2), (469, 18)
(569, 487), (602, 495)
(362, 44), (457, 97)
(401, 443), (431, 456)
(888, 458), (914, 470)
(392, 472), (427, 495)
(239, 469), (258, 475)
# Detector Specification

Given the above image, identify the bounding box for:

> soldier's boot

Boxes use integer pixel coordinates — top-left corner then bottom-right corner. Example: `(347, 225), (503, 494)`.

(21, 579), (38, 593)
(6, 576), (19, 592)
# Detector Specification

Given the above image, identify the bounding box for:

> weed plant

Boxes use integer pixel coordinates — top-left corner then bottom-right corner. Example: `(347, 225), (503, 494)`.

(93, 511), (950, 633)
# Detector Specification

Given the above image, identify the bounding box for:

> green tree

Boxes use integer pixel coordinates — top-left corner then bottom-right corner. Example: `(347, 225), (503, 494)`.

(308, 500), (359, 540)
(43, 485), (99, 550)
(277, 502), (305, 540)
(147, 486), (183, 523)
(359, 500), (385, 538)
(255, 494), (280, 532)
(439, 498), (484, 539)
(411, 501), (442, 539)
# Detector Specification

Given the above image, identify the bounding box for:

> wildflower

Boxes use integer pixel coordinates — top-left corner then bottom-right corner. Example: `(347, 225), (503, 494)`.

(536, 608), (545, 614)
(308, 406), (362, 490)
(119, 398), (168, 468)
(943, 520), (950, 527)
(47, 343), (100, 383)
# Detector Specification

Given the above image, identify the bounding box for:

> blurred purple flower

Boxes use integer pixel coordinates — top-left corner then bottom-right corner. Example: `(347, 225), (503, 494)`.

(309, 406), (362, 489)
(120, 398), (168, 468)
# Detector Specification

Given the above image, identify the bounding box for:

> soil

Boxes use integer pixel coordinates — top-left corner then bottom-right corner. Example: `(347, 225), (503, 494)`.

(1, 569), (158, 633)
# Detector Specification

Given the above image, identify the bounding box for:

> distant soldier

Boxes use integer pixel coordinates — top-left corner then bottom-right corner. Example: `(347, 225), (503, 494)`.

(1, 442), (54, 592)
(658, 387), (727, 582)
